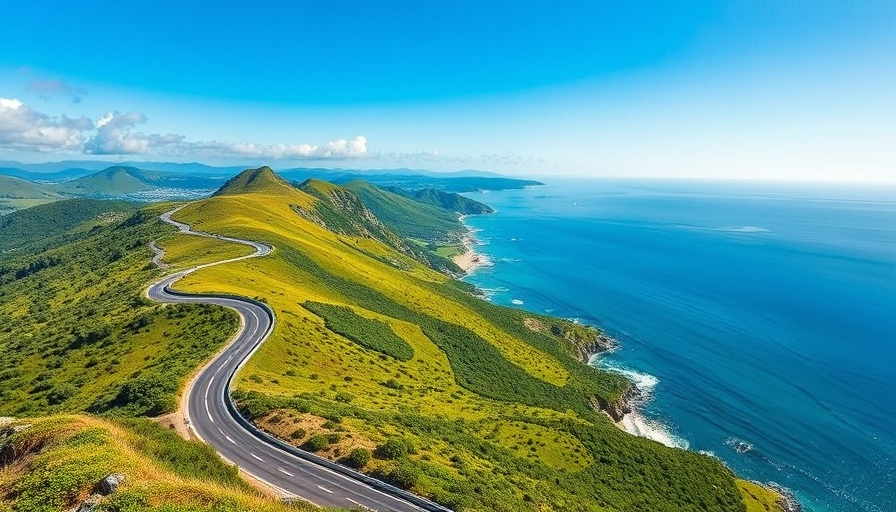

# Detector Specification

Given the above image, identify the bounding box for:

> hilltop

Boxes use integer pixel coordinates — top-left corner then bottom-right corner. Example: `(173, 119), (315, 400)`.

(213, 165), (293, 196)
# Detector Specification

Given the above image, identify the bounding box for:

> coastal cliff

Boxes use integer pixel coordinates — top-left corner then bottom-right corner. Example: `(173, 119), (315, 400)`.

(523, 316), (634, 421)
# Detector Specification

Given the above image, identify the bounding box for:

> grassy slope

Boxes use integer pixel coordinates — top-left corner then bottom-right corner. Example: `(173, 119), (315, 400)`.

(168, 171), (747, 512)
(0, 175), (62, 215)
(0, 199), (138, 253)
(156, 233), (255, 271)
(0, 204), (239, 418)
(53, 166), (155, 196)
(0, 201), (331, 510)
(0, 175), (60, 199)
(385, 186), (494, 215)
(0, 415), (312, 512)
(340, 180), (465, 242)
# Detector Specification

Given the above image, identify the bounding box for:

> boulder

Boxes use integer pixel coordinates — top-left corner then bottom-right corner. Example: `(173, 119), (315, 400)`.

(97, 473), (126, 495)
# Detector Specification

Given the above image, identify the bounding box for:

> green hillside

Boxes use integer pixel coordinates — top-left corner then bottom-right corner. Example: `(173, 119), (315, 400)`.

(213, 165), (292, 196)
(0, 415), (313, 511)
(52, 166), (156, 196)
(340, 180), (466, 242)
(0, 175), (61, 215)
(297, 177), (461, 273)
(0, 166), (776, 511)
(0, 175), (58, 199)
(386, 186), (494, 214)
(167, 168), (750, 512)
(0, 198), (138, 253)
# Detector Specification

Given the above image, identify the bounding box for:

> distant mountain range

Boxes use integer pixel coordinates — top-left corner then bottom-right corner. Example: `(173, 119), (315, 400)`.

(0, 162), (541, 215)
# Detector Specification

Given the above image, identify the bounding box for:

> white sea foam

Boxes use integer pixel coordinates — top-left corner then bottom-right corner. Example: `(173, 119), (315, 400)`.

(590, 360), (686, 448)
(511, 299), (524, 305)
(714, 226), (770, 234)
(598, 361), (659, 396)
(476, 285), (508, 300)
(725, 437), (754, 454)
(620, 412), (690, 449)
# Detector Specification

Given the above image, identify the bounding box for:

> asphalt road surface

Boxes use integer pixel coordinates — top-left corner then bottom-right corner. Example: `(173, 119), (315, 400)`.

(147, 207), (446, 512)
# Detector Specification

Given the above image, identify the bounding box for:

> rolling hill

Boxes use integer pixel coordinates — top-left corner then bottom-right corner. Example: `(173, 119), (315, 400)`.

(0, 198), (138, 253)
(385, 186), (495, 214)
(339, 180), (468, 242)
(0, 167), (778, 512)
(52, 166), (158, 196)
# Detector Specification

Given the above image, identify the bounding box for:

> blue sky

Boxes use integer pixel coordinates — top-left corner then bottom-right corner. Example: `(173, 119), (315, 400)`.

(1, 1), (893, 180)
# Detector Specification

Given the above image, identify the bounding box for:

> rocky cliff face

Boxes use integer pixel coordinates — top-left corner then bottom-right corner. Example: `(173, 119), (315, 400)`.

(523, 317), (633, 421)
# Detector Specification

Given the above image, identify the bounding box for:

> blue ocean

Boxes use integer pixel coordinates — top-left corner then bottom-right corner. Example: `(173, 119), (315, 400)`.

(460, 180), (896, 512)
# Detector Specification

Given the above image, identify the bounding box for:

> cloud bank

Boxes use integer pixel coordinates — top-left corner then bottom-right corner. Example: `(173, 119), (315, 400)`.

(0, 98), (92, 151)
(0, 98), (369, 160)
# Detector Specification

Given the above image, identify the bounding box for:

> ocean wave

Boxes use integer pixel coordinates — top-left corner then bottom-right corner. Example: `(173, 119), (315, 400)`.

(619, 412), (690, 449)
(725, 437), (754, 454)
(597, 361), (660, 396)
(714, 226), (770, 234)
(475, 285), (507, 299)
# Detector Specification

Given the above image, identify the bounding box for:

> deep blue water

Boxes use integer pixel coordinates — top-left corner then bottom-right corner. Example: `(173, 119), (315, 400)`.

(460, 180), (896, 512)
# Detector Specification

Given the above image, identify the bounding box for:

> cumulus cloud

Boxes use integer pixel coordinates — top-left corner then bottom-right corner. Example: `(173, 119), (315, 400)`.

(322, 135), (367, 158)
(83, 111), (151, 154)
(0, 98), (371, 160)
(0, 97), (92, 151)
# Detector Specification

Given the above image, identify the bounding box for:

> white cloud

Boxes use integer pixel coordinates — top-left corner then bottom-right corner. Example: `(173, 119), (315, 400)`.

(0, 97), (92, 151)
(323, 135), (367, 157)
(0, 99), (373, 161)
(84, 111), (150, 154)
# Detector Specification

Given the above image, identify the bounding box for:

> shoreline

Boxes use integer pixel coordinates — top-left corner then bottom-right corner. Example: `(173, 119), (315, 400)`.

(452, 218), (489, 274)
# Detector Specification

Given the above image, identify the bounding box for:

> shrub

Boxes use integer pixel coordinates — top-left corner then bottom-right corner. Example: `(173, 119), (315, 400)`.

(374, 437), (415, 460)
(302, 434), (332, 452)
(342, 448), (371, 469)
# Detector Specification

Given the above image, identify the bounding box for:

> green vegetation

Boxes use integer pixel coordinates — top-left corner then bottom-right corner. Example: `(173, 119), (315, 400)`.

(385, 186), (494, 214)
(738, 480), (785, 512)
(297, 177), (461, 273)
(0, 198), (138, 253)
(167, 169), (749, 511)
(341, 448), (372, 469)
(340, 180), (466, 242)
(303, 301), (414, 362)
(213, 165), (292, 196)
(0, 175), (59, 200)
(0, 204), (238, 418)
(0, 415), (312, 511)
(0, 167), (765, 511)
(0, 175), (61, 215)
(53, 166), (156, 196)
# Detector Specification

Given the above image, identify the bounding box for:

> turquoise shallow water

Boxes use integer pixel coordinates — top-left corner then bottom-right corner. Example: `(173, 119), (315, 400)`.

(460, 180), (896, 512)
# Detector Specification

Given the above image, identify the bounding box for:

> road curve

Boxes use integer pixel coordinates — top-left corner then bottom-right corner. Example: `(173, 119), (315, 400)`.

(146, 207), (448, 512)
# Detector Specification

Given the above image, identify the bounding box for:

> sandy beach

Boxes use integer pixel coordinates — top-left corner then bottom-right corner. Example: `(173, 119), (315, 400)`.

(451, 228), (490, 273)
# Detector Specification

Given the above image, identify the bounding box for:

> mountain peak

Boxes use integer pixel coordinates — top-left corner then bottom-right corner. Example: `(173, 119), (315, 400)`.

(213, 166), (290, 196)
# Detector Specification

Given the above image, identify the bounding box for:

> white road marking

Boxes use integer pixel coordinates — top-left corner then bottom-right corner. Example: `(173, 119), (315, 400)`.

(225, 435), (237, 445)
(346, 498), (360, 505)
(250, 452), (264, 462)
(278, 468), (294, 477)
(217, 427), (224, 434)
(317, 485), (334, 494)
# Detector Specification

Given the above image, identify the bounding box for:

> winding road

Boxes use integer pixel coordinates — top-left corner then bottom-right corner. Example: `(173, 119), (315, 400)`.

(146, 207), (448, 512)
